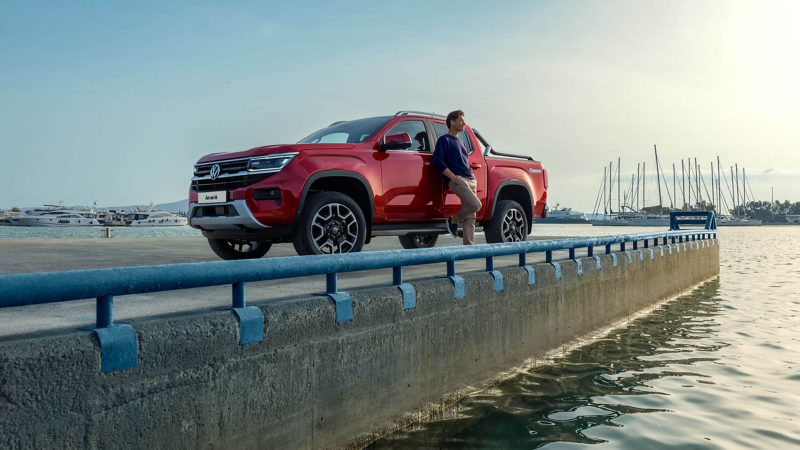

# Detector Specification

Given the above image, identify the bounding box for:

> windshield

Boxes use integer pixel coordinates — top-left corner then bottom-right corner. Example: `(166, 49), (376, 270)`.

(298, 116), (390, 144)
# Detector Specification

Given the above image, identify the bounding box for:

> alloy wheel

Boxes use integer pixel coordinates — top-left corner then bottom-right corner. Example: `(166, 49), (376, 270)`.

(502, 208), (526, 242)
(311, 203), (359, 254)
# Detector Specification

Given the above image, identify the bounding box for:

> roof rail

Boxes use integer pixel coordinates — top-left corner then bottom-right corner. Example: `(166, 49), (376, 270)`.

(394, 110), (446, 119)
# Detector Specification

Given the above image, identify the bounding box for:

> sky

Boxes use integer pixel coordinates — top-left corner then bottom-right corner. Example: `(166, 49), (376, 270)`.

(1, 0), (798, 212)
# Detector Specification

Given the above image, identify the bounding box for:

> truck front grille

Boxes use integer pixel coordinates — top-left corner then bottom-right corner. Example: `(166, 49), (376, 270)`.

(192, 173), (273, 192)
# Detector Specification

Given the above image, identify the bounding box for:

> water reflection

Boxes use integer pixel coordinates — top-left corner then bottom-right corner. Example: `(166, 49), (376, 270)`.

(370, 279), (724, 449)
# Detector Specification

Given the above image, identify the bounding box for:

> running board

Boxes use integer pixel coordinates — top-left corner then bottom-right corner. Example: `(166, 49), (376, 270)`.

(371, 224), (483, 237)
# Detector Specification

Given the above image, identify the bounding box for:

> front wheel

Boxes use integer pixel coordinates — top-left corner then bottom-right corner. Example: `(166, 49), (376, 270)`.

(398, 233), (439, 249)
(485, 200), (528, 243)
(292, 191), (366, 255)
(208, 239), (272, 260)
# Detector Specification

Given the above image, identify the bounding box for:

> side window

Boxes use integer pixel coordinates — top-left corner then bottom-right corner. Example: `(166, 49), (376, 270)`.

(384, 120), (429, 152)
(432, 122), (473, 154)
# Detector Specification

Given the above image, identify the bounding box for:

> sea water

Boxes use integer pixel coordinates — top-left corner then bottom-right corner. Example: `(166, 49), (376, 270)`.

(0, 226), (202, 239)
(370, 226), (800, 449)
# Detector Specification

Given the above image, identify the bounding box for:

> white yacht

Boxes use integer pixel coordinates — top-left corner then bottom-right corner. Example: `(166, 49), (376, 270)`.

(14, 202), (102, 227)
(15, 210), (101, 227)
(126, 209), (187, 227)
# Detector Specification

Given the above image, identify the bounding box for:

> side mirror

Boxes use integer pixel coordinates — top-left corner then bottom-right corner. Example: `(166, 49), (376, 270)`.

(379, 132), (412, 151)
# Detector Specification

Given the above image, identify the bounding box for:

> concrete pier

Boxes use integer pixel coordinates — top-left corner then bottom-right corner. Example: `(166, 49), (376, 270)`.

(0, 238), (719, 449)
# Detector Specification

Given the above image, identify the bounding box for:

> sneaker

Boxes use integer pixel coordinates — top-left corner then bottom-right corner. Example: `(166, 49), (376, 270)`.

(446, 218), (458, 238)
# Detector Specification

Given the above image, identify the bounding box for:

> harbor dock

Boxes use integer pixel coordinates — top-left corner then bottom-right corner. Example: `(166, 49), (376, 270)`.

(0, 225), (719, 449)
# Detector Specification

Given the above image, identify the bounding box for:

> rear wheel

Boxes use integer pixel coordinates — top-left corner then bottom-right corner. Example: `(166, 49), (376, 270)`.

(398, 233), (439, 249)
(208, 239), (272, 260)
(485, 200), (528, 243)
(292, 191), (366, 256)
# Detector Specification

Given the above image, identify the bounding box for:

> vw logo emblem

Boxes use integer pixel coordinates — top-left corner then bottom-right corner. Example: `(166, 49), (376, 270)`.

(210, 164), (221, 180)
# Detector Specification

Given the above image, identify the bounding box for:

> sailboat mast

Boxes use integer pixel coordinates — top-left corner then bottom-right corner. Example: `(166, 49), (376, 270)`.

(735, 164), (740, 218)
(689, 158), (703, 205)
(681, 160), (686, 210)
(617, 158), (621, 215)
(730, 166), (736, 217)
(717, 157), (722, 215)
(687, 159), (693, 209)
(636, 163), (640, 210)
(673, 164), (677, 212)
(743, 168), (748, 216)
(654, 146), (662, 213)
(710, 162), (715, 214)
(609, 162), (613, 215)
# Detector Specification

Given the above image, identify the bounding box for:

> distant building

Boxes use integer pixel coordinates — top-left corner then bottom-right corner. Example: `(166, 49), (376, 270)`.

(786, 215), (800, 223)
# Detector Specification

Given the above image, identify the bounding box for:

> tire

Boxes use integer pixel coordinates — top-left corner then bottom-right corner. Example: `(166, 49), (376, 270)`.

(398, 233), (439, 249)
(208, 239), (272, 260)
(292, 191), (366, 255)
(485, 200), (528, 243)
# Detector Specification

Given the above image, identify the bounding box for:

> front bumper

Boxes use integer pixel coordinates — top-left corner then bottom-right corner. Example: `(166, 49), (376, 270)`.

(189, 200), (293, 241)
(189, 200), (267, 230)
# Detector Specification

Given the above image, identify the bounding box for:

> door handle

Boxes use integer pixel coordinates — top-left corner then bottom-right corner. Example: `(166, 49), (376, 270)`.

(423, 162), (432, 166)
(470, 163), (482, 169)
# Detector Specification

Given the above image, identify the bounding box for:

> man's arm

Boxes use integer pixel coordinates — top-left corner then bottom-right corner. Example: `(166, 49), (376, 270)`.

(433, 138), (459, 184)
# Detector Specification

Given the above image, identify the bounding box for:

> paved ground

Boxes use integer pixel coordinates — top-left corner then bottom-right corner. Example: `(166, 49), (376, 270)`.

(0, 235), (578, 338)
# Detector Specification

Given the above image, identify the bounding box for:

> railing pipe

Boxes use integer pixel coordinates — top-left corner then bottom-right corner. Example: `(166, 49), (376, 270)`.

(0, 229), (712, 307)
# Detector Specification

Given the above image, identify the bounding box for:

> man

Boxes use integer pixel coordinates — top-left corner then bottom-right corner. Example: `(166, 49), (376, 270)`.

(433, 110), (482, 245)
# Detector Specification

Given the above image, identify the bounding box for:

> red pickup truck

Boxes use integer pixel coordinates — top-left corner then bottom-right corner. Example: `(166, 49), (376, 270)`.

(189, 111), (549, 259)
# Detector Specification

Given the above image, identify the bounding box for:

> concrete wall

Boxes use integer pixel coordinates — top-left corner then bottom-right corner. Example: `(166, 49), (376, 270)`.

(0, 240), (719, 450)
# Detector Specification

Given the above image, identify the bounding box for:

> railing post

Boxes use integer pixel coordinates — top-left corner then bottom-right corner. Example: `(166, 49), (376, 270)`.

(89, 295), (138, 373)
(663, 237), (667, 245)
(546, 250), (553, 263)
(587, 246), (593, 256)
(232, 282), (245, 309)
(393, 266), (402, 286)
(605, 244), (611, 254)
(230, 281), (264, 344)
(485, 256), (502, 291)
(644, 239), (649, 248)
(671, 236), (676, 244)
(392, 266), (416, 309)
(569, 248), (575, 260)
(445, 260), (465, 298)
(633, 240), (638, 250)
(519, 253), (534, 285)
(620, 242), (626, 251)
(96, 295), (113, 329)
(326, 272), (337, 293)
(323, 272), (353, 322)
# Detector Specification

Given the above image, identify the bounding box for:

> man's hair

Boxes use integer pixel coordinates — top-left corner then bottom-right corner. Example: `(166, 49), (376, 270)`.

(446, 110), (464, 129)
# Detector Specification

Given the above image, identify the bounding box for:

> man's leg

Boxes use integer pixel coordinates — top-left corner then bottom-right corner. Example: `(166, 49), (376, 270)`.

(451, 178), (481, 245)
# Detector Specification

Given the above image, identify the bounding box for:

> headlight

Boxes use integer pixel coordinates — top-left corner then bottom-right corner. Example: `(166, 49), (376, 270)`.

(247, 153), (298, 172)
(193, 166), (199, 175)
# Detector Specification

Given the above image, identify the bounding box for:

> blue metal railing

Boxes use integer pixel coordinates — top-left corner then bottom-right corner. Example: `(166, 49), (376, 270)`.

(670, 211), (717, 230)
(0, 213), (717, 373)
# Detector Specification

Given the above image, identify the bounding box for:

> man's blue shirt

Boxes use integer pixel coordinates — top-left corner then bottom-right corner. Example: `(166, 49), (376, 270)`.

(433, 134), (473, 183)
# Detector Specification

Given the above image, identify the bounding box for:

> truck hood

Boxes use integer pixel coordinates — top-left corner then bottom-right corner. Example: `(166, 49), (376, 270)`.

(196, 143), (357, 164)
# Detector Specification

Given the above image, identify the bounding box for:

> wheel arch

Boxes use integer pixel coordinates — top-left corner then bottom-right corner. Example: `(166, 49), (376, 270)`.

(490, 180), (534, 234)
(294, 170), (375, 243)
